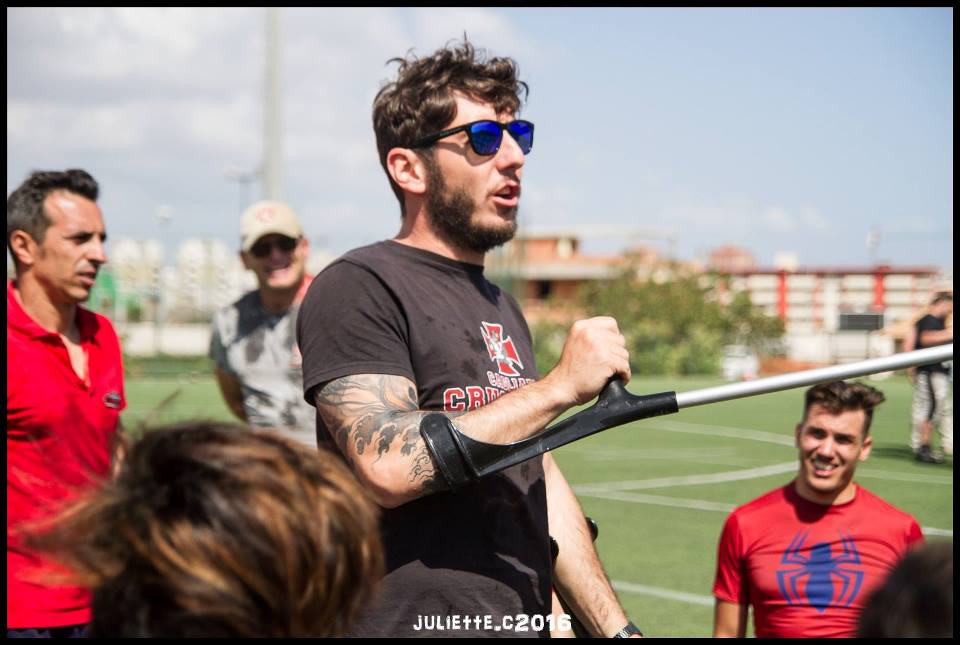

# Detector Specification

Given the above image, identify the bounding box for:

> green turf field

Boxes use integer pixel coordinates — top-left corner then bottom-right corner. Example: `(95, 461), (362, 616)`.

(122, 372), (952, 637)
(122, 373), (236, 432)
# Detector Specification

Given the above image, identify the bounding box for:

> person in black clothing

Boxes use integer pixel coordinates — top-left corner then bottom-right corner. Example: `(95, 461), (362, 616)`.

(910, 292), (952, 463)
(297, 39), (641, 638)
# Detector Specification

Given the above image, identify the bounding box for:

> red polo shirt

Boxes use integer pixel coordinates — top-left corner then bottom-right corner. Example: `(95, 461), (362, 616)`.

(6, 280), (126, 628)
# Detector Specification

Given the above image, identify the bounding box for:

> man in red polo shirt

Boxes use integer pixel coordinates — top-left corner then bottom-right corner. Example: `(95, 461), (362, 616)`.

(712, 381), (923, 638)
(7, 169), (126, 637)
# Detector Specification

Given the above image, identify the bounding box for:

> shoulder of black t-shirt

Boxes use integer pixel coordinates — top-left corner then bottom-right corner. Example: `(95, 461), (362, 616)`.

(916, 314), (945, 332)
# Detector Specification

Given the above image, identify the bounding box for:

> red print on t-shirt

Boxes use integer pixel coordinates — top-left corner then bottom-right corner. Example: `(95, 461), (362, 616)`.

(480, 321), (524, 377)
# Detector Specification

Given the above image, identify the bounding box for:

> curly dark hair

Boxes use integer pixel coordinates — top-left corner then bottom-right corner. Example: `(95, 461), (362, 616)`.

(372, 38), (528, 213)
(803, 381), (886, 436)
(7, 169), (99, 257)
(25, 421), (384, 637)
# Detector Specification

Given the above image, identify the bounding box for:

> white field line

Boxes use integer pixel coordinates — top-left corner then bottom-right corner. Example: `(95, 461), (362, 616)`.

(585, 420), (953, 610)
(648, 419), (795, 446)
(578, 489), (735, 513)
(574, 464), (951, 496)
(577, 489), (952, 537)
(563, 447), (757, 469)
(564, 446), (739, 461)
(593, 419), (952, 486)
(922, 527), (954, 537)
(573, 461), (797, 494)
(855, 469), (953, 485)
(611, 580), (714, 607)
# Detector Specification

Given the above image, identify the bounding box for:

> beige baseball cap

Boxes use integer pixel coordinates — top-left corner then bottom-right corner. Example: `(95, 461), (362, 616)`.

(240, 201), (304, 251)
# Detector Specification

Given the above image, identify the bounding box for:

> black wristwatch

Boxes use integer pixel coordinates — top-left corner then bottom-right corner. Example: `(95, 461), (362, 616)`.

(612, 621), (643, 638)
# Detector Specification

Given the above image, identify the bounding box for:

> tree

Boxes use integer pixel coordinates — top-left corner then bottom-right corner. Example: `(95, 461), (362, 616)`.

(532, 266), (784, 376)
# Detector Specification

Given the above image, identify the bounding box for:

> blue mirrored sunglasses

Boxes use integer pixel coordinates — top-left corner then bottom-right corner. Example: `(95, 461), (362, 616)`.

(410, 119), (534, 156)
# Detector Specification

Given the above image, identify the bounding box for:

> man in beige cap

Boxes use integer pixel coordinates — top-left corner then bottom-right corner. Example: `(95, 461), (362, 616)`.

(208, 201), (316, 446)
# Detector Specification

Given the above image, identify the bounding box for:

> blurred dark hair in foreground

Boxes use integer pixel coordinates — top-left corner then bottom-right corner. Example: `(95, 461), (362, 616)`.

(857, 541), (953, 638)
(25, 421), (384, 637)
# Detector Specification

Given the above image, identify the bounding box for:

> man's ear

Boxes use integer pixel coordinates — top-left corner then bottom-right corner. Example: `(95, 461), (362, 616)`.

(859, 435), (873, 462)
(794, 423), (803, 448)
(9, 230), (38, 268)
(386, 147), (428, 196)
(239, 250), (252, 271)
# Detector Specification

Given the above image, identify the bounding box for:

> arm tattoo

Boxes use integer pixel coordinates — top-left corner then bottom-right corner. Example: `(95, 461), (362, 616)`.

(409, 444), (448, 495)
(314, 374), (455, 496)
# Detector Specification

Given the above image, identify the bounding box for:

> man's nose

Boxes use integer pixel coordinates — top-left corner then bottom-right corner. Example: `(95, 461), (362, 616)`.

(87, 238), (107, 264)
(495, 131), (526, 171)
(817, 437), (836, 457)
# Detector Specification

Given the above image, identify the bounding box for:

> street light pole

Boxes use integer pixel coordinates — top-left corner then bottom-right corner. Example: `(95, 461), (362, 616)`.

(153, 206), (173, 356)
(224, 169), (259, 214)
(866, 227), (881, 266)
(263, 7), (283, 200)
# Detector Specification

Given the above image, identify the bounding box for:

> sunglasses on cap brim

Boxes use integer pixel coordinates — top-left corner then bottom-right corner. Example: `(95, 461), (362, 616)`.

(410, 119), (534, 156)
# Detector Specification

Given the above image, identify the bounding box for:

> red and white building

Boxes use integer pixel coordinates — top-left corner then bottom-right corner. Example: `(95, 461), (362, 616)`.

(711, 264), (949, 362)
(488, 235), (951, 363)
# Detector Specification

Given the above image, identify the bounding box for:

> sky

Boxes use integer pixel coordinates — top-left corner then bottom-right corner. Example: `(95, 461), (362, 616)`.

(6, 7), (954, 270)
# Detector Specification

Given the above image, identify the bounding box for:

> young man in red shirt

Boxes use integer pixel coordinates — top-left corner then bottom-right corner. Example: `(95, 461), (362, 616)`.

(712, 381), (923, 638)
(7, 169), (126, 637)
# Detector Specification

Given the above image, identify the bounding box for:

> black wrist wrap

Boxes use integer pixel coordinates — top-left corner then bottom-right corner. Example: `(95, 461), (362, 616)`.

(419, 413), (476, 490)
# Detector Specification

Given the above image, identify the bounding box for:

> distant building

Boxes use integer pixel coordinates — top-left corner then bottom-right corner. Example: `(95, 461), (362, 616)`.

(491, 232), (950, 363)
(79, 237), (337, 355)
(708, 264), (950, 361)
(488, 233), (626, 322)
(109, 238), (165, 322)
(170, 239), (250, 322)
(707, 245), (756, 273)
(89, 237), (337, 327)
(82, 232), (950, 362)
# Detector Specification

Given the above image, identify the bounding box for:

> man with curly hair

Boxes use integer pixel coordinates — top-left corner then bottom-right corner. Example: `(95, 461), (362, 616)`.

(298, 40), (641, 638)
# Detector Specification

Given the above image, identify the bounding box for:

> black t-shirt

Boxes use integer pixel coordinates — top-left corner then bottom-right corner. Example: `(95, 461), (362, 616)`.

(297, 240), (551, 637)
(915, 314), (948, 374)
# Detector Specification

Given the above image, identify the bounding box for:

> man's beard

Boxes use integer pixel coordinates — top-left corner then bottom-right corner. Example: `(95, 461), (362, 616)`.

(424, 161), (518, 255)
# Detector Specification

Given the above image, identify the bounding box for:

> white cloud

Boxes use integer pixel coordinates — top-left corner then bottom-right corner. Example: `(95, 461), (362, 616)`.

(7, 6), (539, 202)
(6, 102), (144, 152)
(10, 8), (257, 94)
(762, 205), (796, 232)
(882, 219), (945, 235)
(408, 8), (538, 62)
(797, 206), (829, 232)
(660, 199), (832, 237)
(6, 7), (951, 270)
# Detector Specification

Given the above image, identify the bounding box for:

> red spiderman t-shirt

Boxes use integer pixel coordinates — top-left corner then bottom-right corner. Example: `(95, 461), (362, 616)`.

(713, 483), (923, 638)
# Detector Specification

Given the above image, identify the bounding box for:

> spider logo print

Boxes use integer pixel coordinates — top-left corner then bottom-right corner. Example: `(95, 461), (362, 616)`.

(775, 530), (864, 613)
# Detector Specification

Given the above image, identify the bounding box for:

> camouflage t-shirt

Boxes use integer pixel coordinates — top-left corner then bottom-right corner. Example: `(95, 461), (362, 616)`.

(209, 290), (315, 446)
